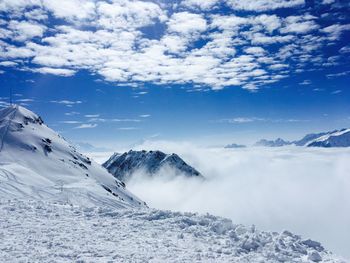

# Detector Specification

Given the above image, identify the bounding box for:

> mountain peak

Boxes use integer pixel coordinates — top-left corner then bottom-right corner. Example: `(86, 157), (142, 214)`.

(0, 104), (43, 126)
(103, 150), (203, 182)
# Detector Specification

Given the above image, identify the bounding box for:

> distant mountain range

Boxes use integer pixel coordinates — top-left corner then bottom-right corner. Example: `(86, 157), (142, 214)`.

(253, 128), (350, 148)
(254, 138), (291, 147)
(103, 150), (203, 182)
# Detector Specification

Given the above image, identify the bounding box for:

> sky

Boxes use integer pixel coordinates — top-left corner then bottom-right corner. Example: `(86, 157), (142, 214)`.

(0, 0), (349, 147)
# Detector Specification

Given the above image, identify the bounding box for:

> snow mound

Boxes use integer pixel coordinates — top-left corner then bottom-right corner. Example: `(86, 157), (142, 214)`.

(0, 105), (146, 209)
(0, 199), (344, 263)
(103, 150), (203, 182)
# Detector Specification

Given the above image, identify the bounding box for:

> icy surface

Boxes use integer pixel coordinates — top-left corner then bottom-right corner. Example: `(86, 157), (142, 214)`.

(0, 105), (145, 209)
(0, 199), (344, 263)
(103, 150), (203, 182)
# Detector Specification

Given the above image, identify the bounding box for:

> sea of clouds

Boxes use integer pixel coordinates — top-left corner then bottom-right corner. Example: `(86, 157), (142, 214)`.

(88, 142), (350, 259)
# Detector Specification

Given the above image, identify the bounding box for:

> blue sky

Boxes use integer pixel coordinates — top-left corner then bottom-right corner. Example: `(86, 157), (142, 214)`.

(0, 0), (349, 146)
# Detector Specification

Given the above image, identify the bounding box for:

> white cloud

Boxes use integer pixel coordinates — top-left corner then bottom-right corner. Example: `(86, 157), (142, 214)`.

(139, 114), (151, 118)
(331, 89), (342, 94)
(42, 0), (95, 21)
(0, 0), (347, 91)
(97, 0), (166, 30)
(181, 0), (219, 10)
(65, 111), (80, 116)
(74, 123), (97, 129)
(0, 61), (17, 67)
(218, 117), (265, 123)
(85, 114), (100, 118)
(227, 0), (304, 11)
(60, 120), (82, 124)
(167, 12), (207, 36)
(32, 67), (76, 76)
(339, 45), (350, 54)
(51, 100), (82, 105)
(280, 16), (319, 34)
(244, 46), (266, 56)
(117, 127), (139, 130)
(326, 71), (350, 78)
(7, 20), (46, 41)
(322, 23), (350, 40)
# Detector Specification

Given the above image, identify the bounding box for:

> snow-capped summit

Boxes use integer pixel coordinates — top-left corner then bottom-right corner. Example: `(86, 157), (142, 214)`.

(103, 150), (203, 182)
(0, 105), (146, 208)
(254, 128), (350, 148)
(306, 128), (350, 147)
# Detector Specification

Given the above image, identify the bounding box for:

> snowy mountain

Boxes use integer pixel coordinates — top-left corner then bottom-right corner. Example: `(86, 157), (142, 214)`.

(0, 105), (146, 208)
(103, 150), (203, 182)
(293, 132), (329, 146)
(254, 138), (292, 147)
(224, 143), (246, 149)
(306, 128), (350, 147)
(254, 129), (350, 148)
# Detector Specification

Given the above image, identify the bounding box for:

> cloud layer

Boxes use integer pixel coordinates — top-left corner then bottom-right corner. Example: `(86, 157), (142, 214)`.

(104, 141), (350, 259)
(0, 0), (349, 90)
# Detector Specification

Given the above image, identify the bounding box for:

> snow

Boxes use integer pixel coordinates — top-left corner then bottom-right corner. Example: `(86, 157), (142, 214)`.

(254, 129), (350, 148)
(306, 129), (350, 147)
(0, 199), (345, 263)
(0, 105), (145, 209)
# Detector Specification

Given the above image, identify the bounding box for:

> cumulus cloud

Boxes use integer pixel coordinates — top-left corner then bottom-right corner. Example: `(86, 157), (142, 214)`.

(227, 0), (304, 11)
(32, 67), (76, 76)
(0, 0), (348, 90)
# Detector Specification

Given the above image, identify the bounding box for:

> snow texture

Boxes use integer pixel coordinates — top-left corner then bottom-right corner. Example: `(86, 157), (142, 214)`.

(103, 150), (203, 182)
(0, 199), (345, 263)
(0, 105), (146, 209)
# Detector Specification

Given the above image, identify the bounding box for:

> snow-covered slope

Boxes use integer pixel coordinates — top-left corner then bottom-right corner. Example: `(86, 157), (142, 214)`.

(306, 129), (350, 147)
(103, 150), (203, 182)
(0, 105), (146, 208)
(255, 138), (291, 147)
(293, 132), (329, 146)
(0, 199), (345, 263)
